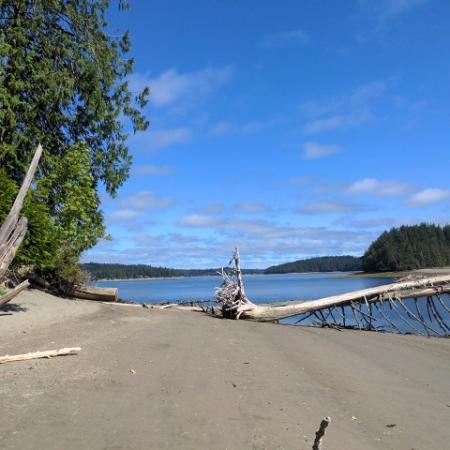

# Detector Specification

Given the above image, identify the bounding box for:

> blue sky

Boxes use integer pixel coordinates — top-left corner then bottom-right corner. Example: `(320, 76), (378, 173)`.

(83, 0), (450, 268)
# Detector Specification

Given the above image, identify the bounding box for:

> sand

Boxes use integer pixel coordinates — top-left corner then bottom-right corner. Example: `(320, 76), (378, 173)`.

(1, 289), (450, 450)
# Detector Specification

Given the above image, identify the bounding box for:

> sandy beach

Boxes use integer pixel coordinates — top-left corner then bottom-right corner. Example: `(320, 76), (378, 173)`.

(1, 289), (450, 450)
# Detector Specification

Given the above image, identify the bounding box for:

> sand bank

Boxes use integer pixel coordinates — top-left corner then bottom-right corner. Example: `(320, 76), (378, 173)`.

(1, 289), (449, 449)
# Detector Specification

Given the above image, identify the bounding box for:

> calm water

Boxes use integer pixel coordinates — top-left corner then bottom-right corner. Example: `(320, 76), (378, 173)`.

(96, 273), (450, 335)
(96, 272), (392, 304)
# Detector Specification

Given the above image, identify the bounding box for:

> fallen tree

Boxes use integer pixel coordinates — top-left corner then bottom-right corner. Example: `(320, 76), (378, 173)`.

(211, 249), (450, 336)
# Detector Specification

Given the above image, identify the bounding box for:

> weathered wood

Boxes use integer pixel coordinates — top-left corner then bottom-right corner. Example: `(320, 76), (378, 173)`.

(0, 217), (28, 280)
(0, 280), (30, 307)
(73, 285), (118, 302)
(0, 144), (42, 281)
(0, 144), (42, 246)
(0, 347), (81, 364)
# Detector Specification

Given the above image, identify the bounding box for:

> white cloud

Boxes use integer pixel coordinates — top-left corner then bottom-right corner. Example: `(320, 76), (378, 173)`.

(262, 29), (311, 48)
(347, 178), (410, 196)
(303, 109), (372, 134)
(301, 81), (387, 134)
(132, 127), (193, 151)
(179, 214), (220, 227)
(134, 165), (173, 176)
(129, 66), (235, 109)
(303, 142), (341, 159)
(127, 191), (176, 209)
(297, 200), (372, 214)
(407, 188), (450, 207)
(109, 209), (144, 222)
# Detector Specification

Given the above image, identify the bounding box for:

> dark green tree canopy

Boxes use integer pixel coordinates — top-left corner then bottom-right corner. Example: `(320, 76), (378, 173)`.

(0, 0), (149, 273)
(362, 223), (450, 272)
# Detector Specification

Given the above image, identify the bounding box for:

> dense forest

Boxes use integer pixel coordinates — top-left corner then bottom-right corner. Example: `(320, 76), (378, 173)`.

(362, 223), (450, 272)
(264, 256), (362, 274)
(82, 263), (264, 280)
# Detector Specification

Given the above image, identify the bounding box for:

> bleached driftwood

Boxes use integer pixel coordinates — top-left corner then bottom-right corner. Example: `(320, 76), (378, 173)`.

(0, 347), (81, 364)
(73, 285), (118, 302)
(0, 280), (30, 307)
(0, 144), (42, 281)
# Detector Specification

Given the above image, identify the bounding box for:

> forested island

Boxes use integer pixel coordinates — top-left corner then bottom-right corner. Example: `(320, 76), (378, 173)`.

(362, 223), (450, 272)
(83, 224), (450, 279)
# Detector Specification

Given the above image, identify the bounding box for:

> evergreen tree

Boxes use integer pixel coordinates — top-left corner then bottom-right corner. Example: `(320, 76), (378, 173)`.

(0, 1), (149, 275)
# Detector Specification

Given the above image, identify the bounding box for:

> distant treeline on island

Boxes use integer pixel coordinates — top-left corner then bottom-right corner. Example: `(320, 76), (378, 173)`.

(265, 255), (362, 274)
(81, 263), (264, 280)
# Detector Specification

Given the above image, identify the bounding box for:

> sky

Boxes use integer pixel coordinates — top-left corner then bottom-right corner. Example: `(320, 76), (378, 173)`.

(83, 0), (450, 269)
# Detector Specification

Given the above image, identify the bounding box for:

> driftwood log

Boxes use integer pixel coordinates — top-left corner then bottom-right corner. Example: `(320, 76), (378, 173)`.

(0, 347), (81, 364)
(73, 285), (118, 302)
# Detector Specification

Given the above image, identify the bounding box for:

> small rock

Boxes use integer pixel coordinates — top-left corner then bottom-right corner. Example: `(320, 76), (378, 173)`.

(130, 369), (136, 374)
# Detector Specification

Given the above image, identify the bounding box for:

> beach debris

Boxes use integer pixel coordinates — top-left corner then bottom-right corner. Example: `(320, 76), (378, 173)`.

(312, 416), (331, 450)
(130, 369), (136, 374)
(0, 145), (43, 306)
(0, 347), (81, 364)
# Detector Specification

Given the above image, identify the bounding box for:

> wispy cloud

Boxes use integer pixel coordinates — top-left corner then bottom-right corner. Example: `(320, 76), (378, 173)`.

(129, 66), (235, 109)
(303, 142), (341, 159)
(131, 127), (193, 151)
(407, 188), (450, 207)
(297, 200), (372, 215)
(347, 178), (410, 196)
(178, 214), (220, 227)
(359, 0), (429, 21)
(127, 191), (175, 209)
(108, 191), (176, 223)
(233, 202), (269, 213)
(301, 81), (387, 134)
(208, 120), (265, 137)
(109, 209), (144, 222)
(134, 165), (174, 176)
(303, 110), (372, 134)
(261, 29), (311, 48)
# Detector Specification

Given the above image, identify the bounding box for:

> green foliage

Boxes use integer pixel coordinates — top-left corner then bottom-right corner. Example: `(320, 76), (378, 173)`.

(0, 1), (149, 281)
(362, 224), (450, 272)
(264, 256), (363, 274)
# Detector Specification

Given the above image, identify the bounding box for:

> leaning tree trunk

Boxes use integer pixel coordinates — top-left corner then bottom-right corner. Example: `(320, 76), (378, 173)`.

(0, 144), (42, 306)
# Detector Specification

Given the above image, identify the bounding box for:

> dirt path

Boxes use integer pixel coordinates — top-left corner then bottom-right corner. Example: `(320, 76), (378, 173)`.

(1, 290), (450, 450)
